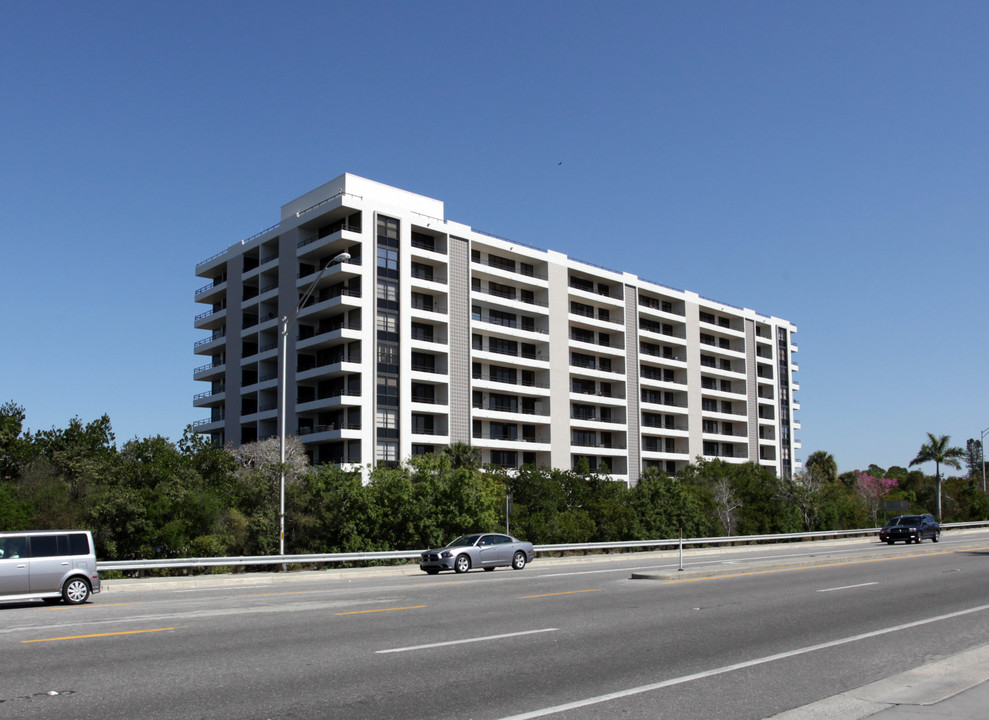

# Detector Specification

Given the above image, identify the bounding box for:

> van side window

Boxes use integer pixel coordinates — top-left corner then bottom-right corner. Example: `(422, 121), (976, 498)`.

(68, 534), (90, 556)
(0, 537), (27, 559)
(30, 535), (59, 557)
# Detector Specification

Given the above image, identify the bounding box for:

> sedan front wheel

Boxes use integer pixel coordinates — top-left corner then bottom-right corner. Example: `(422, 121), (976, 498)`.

(454, 554), (471, 574)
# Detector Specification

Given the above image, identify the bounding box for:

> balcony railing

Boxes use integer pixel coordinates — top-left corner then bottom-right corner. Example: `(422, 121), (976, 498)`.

(473, 374), (549, 389)
(298, 422), (362, 435)
(472, 402), (549, 416)
(471, 285), (548, 308)
(473, 344), (547, 361)
(194, 332), (226, 348)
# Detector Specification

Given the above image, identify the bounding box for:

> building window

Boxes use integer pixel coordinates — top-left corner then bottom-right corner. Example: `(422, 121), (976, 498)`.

(377, 280), (399, 310)
(376, 409), (398, 438)
(376, 441), (398, 463)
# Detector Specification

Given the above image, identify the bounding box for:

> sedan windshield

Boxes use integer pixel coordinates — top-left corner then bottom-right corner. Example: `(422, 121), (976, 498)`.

(446, 535), (482, 548)
(891, 516), (922, 526)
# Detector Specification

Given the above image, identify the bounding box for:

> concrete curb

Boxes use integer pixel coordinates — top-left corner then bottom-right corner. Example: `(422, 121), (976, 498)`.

(767, 644), (989, 719)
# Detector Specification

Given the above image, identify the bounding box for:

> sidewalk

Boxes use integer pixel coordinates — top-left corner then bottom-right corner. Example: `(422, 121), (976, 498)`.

(769, 644), (989, 719)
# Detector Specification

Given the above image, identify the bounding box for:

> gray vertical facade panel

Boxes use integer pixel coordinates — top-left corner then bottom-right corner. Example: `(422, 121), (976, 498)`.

(224, 250), (243, 446)
(745, 318), (759, 465)
(624, 286), (641, 486)
(447, 236), (471, 443)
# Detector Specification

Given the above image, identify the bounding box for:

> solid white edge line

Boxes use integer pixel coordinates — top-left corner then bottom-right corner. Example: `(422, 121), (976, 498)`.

(496, 602), (989, 720)
(818, 582), (879, 593)
(376, 628), (558, 654)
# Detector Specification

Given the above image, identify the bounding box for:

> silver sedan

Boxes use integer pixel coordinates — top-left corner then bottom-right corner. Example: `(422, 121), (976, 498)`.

(419, 533), (534, 574)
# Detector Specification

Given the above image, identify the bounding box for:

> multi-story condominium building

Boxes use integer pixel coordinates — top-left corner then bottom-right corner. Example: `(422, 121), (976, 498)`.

(193, 173), (800, 485)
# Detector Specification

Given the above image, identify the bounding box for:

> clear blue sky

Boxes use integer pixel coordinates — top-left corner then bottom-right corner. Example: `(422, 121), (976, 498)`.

(2, 1), (986, 476)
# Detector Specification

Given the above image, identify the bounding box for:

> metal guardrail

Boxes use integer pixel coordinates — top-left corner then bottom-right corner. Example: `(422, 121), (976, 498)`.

(96, 521), (989, 573)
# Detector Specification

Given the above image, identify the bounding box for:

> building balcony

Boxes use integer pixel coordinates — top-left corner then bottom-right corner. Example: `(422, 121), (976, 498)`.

(194, 332), (226, 355)
(471, 403), (551, 420)
(472, 345), (550, 367)
(296, 289), (362, 321)
(195, 280), (227, 304)
(296, 225), (362, 260)
(640, 423), (689, 436)
(473, 376), (550, 397)
(470, 255), (549, 284)
(193, 388), (226, 407)
(193, 361), (226, 381)
(470, 284), (548, 310)
(641, 397), (689, 413)
(297, 423), (363, 443)
(297, 323), (362, 351)
(296, 360), (361, 383)
(296, 390), (362, 413)
(570, 438), (628, 451)
(194, 306), (227, 330)
(568, 389), (627, 405)
(567, 285), (625, 308)
(192, 413), (225, 430)
(471, 433), (552, 452)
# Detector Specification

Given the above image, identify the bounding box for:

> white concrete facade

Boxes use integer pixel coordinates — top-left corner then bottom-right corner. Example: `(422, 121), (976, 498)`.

(193, 173), (800, 484)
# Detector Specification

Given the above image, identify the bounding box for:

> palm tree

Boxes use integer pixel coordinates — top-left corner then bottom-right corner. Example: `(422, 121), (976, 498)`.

(443, 442), (480, 471)
(909, 432), (965, 520)
(805, 450), (837, 484)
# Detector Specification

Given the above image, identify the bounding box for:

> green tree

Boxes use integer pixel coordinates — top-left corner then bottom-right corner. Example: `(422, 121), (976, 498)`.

(630, 467), (713, 539)
(909, 432), (965, 521)
(0, 400), (34, 481)
(964, 439), (984, 479)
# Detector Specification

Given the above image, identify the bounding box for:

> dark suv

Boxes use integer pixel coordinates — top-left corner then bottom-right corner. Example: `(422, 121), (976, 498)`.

(879, 514), (940, 544)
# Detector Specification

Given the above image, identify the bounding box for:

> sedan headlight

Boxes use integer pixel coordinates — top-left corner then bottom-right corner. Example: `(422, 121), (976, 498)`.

(441, 551), (452, 558)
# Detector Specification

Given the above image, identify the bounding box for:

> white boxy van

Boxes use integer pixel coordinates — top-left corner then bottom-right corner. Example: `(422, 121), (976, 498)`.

(0, 530), (101, 604)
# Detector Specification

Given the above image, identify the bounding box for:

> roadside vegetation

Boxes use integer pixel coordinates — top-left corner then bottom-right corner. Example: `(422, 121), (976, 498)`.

(1, 401), (986, 562)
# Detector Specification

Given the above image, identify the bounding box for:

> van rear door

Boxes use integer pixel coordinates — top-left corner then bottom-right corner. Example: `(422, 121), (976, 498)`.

(0, 536), (30, 595)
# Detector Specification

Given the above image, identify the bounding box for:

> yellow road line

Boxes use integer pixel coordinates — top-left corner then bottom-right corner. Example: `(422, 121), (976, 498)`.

(21, 627), (179, 644)
(520, 589), (603, 599)
(336, 605), (426, 615)
(663, 545), (989, 584)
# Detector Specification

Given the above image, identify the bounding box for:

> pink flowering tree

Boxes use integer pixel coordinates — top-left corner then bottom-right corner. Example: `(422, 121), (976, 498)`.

(854, 472), (899, 525)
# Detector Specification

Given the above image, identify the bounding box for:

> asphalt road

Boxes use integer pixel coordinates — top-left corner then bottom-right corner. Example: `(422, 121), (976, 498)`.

(3, 531), (989, 719)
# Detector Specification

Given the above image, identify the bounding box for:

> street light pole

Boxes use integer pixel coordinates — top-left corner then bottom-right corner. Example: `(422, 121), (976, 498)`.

(981, 426), (989, 494)
(278, 251), (351, 555)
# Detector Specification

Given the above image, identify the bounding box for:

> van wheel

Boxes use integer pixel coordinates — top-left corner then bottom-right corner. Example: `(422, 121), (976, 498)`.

(62, 578), (91, 605)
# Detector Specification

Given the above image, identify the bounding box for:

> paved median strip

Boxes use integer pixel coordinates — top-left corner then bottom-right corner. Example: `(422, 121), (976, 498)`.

(21, 627), (180, 644)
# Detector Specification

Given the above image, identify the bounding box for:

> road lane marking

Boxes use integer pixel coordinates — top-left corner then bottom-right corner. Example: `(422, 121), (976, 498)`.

(244, 589), (329, 597)
(519, 589), (603, 599)
(496, 601), (989, 719)
(335, 605), (426, 615)
(818, 582), (879, 593)
(21, 627), (179, 644)
(377, 628), (558, 654)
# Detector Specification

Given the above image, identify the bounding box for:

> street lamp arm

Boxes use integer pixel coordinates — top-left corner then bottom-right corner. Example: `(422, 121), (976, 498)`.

(277, 249), (350, 556)
(288, 251), (352, 328)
